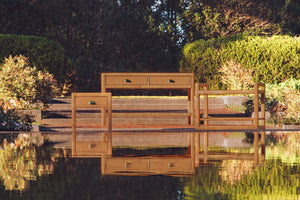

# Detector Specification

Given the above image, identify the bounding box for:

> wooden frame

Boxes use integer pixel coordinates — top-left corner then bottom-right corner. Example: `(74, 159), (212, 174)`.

(101, 73), (195, 124)
(72, 92), (112, 132)
(195, 83), (265, 130)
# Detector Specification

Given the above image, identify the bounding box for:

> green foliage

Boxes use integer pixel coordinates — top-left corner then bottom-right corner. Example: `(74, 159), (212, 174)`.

(219, 60), (254, 90)
(0, 55), (59, 109)
(0, 104), (32, 131)
(266, 78), (300, 125)
(0, 1), (299, 91)
(0, 34), (64, 83)
(181, 3), (277, 43)
(243, 78), (300, 125)
(0, 134), (51, 191)
(180, 35), (300, 88)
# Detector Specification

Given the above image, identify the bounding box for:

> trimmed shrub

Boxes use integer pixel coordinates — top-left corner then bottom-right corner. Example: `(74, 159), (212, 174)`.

(180, 35), (300, 88)
(0, 55), (59, 109)
(0, 34), (64, 83)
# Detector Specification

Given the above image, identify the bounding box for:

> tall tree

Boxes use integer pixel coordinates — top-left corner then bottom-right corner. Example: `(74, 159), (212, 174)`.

(0, 0), (299, 91)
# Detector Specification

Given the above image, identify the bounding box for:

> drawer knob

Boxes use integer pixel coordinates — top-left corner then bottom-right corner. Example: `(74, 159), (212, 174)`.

(168, 79), (175, 83)
(124, 79), (131, 83)
(88, 101), (96, 105)
(168, 163), (175, 167)
(89, 144), (96, 149)
(125, 162), (131, 168)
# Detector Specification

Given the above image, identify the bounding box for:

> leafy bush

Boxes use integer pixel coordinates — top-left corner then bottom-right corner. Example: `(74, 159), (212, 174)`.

(266, 78), (300, 125)
(0, 34), (64, 83)
(0, 55), (59, 109)
(243, 78), (300, 125)
(219, 60), (254, 90)
(180, 35), (300, 88)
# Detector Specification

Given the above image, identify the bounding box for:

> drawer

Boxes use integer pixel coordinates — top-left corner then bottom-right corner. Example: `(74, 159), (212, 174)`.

(150, 158), (193, 173)
(149, 76), (192, 86)
(105, 76), (148, 86)
(75, 96), (109, 108)
(104, 158), (149, 173)
(76, 141), (109, 154)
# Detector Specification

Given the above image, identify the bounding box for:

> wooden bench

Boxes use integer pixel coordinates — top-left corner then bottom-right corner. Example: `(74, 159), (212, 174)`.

(101, 73), (195, 125)
(195, 83), (266, 130)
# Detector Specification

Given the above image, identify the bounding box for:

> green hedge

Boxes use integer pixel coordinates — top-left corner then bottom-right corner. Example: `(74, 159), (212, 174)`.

(0, 34), (64, 83)
(179, 35), (300, 89)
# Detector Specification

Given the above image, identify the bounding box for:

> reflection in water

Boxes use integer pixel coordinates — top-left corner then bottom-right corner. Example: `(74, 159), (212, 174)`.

(72, 132), (196, 176)
(267, 132), (300, 165)
(1, 131), (300, 200)
(185, 159), (300, 200)
(0, 133), (53, 191)
(220, 160), (255, 185)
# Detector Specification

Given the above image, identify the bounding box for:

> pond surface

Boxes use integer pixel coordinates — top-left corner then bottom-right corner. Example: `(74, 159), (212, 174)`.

(1, 131), (300, 200)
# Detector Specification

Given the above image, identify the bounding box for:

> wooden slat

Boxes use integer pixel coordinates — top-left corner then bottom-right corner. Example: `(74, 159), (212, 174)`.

(200, 117), (254, 121)
(196, 125), (258, 130)
(197, 90), (265, 95)
(112, 112), (191, 117)
(195, 83), (200, 127)
(198, 153), (255, 160)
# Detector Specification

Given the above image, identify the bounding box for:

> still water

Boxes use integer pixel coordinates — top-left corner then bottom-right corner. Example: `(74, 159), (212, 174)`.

(1, 131), (300, 200)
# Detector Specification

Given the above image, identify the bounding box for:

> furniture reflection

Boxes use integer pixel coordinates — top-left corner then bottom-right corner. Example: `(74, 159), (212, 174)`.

(71, 131), (266, 175)
(101, 156), (194, 176)
(72, 132), (196, 176)
(195, 132), (265, 167)
(72, 132), (112, 157)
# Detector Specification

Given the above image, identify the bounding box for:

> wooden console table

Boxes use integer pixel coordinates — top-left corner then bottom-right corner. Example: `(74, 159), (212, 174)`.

(101, 73), (195, 125)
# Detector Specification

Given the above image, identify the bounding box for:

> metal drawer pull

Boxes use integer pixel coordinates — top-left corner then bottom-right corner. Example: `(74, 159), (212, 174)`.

(168, 163), (175, 167)
(125, 162), (131, 168)
(168, 79), (175, 83)
(88, 101), (96, 105)
(89, 144), (96, 149)
(124, 79), (131, 83)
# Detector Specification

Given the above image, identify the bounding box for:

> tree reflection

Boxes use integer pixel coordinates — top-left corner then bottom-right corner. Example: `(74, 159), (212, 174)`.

(183, 159), (300, 199)
(0, 134), (53, 191)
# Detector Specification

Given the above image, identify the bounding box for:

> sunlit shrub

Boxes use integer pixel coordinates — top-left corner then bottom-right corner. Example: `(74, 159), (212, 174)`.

(243, 78), (300, 125)
(0, 34), (64, 84)
(266, 78), (300, 125)
(0, 55), (59, 109)
(180, 35), (300, 88)
(219, 60), (254, 90)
